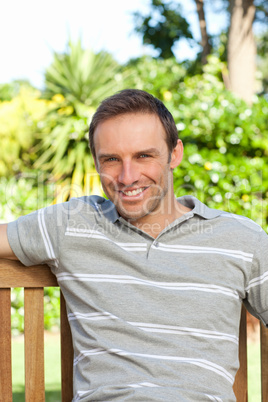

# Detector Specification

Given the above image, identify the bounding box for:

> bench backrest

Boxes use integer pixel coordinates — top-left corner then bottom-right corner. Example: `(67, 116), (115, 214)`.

(0, 259), (73, 402)
(0, 259), (267, 401)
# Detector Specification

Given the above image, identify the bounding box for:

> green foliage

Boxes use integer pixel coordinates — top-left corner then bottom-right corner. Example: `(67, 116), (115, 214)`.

(133, 0), (193, 59)
(44, 39), (124, 106)
(257, 31), (268, 97)
(126, 55), (186, 97)
(10, 287), (60, 336)
(0, 80), (32, 101)
(0, 176), (54, 221)
(0, 86), (51, 177)
(254, 1), (268, 24)
(34, 101), (97, 202)
(133, 0), (268, 86)
(35, 40), (129, 201)
(44, 287), (61, 331)
(11, 288), (25, 335)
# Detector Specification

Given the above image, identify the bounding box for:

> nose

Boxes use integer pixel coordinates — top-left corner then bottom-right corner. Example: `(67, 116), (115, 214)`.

(118, 160), (140, 186)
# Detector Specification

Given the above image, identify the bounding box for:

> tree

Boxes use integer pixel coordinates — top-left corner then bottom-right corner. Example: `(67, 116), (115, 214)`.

(133, 0), (268, 103)
(209, 0), (268, 102)
(227, 0), (256, 104)
(133, 0), (193, 59)
(194, 0), (211, 64)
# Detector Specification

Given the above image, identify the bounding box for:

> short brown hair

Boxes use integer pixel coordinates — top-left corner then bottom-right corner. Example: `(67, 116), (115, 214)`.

(88, 89), (178, 158)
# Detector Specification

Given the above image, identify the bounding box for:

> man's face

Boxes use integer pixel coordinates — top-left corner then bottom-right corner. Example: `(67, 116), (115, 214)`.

(94, 113), (182, 224)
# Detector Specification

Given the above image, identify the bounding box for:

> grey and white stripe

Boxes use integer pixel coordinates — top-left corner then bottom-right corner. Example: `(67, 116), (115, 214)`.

(37, 209), (57, 265)
(65, 227), (147, 251)
(57, 273), (239, 299)
(246, 271), (268, 291)
(68, 312), (238, 344)
(152, 243), (253, 262)
(74, 347), (234, 384)
(127, 382), (161, 388)
(220, 213), (262, 231)
(206, 394), (223, 402)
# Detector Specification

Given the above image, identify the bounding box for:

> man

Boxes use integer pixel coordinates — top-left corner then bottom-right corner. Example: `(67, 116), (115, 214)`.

(1, 89), (268, 401)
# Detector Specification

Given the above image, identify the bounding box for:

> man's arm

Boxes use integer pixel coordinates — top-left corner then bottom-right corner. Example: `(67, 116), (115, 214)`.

(0, 223), (18, 260)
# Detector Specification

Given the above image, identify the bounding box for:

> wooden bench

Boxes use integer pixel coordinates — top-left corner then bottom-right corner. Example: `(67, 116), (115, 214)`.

(0, 259), (267, 401)
(0, 259), (73, 402)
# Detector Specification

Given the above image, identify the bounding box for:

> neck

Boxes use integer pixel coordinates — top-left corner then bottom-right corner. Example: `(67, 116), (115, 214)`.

(128, 198), (192, 239)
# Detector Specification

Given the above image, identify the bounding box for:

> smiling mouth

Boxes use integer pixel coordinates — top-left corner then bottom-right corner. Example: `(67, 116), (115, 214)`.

(120, 187), (148, 197)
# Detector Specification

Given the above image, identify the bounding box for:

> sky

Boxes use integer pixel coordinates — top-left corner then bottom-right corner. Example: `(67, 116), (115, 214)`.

(0, 0), (228, 89)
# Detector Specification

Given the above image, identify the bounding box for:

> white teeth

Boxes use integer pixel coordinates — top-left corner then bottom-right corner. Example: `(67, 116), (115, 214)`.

(123, 188), (144, 196)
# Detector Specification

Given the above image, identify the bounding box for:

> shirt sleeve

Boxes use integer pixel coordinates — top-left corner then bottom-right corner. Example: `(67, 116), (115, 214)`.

(244, 228), (268, 327)
(7, 203), (67, 268)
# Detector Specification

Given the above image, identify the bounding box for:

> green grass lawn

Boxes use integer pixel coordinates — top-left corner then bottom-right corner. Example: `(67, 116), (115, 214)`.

(248, 340), (261, 402)
(12, 334), (261, 401)
(12, 333), (61, 402)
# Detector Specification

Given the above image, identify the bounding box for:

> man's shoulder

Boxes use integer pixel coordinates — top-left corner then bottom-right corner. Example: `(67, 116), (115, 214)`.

(45, 195), (108, 211)
(68, 195), (107, 209)
(214, 210), (263, 234)
(179, 195), (263, 235)
(64, 195), (119, 223)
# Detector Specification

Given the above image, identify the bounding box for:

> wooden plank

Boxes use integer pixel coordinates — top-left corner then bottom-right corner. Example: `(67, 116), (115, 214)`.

(24, 288), (45, 402)
(261, 323), (268, 401)
(233, 305), (248, 402)
(0, 288), (12, 402)
(60, 292), (74, 402)
(0, 259), (58, 287)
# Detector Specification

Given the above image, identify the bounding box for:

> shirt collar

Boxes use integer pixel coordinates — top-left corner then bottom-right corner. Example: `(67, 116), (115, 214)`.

(177, 195), (223, 220)
(91, 196), (120, 223)
(92, 195), (222, 224)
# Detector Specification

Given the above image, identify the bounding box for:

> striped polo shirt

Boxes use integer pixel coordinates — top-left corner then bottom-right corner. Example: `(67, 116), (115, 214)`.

(7, 195), (268, 401)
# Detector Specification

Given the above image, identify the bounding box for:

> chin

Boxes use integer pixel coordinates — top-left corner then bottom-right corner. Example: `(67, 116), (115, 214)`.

(118, 209), (147, 222)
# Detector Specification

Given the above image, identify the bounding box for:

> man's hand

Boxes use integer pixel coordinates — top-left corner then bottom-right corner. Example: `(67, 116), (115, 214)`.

(0, 224), (18, 260)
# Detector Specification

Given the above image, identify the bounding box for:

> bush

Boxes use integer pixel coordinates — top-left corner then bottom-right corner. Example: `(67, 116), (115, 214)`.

(0, 87), (52, 177)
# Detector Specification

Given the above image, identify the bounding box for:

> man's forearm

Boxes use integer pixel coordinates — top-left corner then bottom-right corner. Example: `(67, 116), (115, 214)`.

(0, 223), (18, 260)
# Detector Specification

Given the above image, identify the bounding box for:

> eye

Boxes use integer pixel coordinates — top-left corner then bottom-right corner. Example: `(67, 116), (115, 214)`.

(139, 154), (150, 158)
(106, 157), (118, 162)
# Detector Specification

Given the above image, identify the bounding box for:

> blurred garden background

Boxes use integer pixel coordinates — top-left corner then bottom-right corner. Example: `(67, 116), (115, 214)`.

(1, 0), (267, 400)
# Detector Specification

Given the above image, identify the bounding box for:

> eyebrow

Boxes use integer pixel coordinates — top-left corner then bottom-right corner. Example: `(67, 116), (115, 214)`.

(137, 148), (161, 156)
(98, 153), (119, 161)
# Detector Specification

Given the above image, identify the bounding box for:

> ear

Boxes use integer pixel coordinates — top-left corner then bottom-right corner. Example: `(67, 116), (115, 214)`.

(170, 139), (183, 169)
